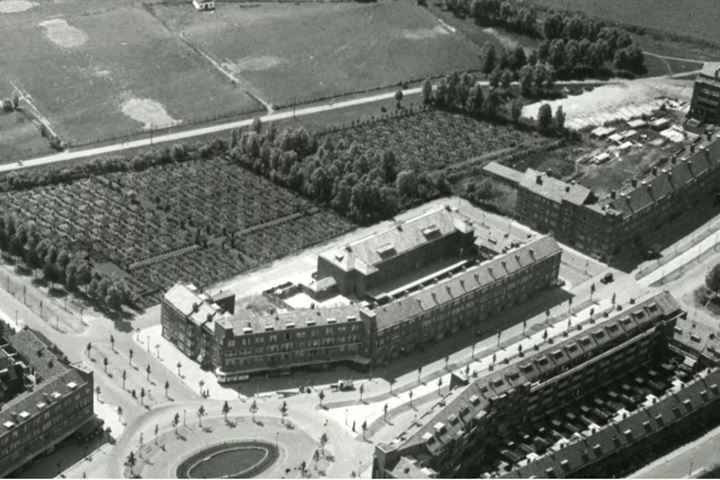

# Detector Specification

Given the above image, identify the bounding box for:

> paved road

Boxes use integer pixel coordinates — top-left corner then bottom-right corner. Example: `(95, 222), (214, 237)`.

(0, 78), (624, 175)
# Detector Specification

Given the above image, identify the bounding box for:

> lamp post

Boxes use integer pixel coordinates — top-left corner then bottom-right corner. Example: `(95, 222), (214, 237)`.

(183, 409), (186, 426)
(345, 408), (348, 426)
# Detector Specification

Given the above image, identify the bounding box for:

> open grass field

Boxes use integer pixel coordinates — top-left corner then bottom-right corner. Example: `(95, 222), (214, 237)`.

(0, 110), (52, 161)
(0, 1), (261, 156)
(149, 1), (482, 108)
(529, 0), (720, 52)
(0, 159), (353, 303)
(323, 109), (542, 172)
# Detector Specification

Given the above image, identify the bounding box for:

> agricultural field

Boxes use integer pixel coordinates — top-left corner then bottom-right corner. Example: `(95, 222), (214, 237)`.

(0, 159), (353, 303)
(149, 1), (482, 108)
(0, 1), (260, 157)
(323, 109), (543, 172)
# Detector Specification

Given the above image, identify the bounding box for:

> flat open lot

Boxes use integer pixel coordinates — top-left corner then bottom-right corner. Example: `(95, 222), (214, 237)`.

(150, 1), (482, 108)
(0, 2), (260, 152)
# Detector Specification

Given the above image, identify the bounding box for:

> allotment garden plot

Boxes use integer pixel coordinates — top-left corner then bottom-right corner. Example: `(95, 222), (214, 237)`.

(149, 1), (482, 108)
(0, 3), (260, 154)
(324, 110), (543, 172)
(0, 160), (353, 304)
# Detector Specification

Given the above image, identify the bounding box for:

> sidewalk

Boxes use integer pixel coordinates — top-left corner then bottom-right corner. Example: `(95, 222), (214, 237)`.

(136, 324), (240, 401)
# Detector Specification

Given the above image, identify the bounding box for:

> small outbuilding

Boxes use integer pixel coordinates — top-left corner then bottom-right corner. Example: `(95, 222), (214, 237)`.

(193, 0), (215, 11)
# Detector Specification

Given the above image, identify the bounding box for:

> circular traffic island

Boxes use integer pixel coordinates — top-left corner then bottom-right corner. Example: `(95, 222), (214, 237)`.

(177, 441), (279, 479)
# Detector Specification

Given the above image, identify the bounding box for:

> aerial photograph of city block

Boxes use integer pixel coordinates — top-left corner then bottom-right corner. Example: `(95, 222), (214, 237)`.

(1, 0), (720, 478)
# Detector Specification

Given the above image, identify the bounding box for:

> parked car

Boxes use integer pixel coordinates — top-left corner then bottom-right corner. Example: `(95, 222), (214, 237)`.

(600, 272), (614, 284)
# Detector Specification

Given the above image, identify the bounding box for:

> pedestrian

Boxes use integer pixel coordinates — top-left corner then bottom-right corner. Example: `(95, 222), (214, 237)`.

(352, 420), (356, 432)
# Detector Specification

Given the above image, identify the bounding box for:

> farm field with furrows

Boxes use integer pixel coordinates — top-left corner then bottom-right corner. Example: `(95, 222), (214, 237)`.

(0, 159), (353, 301)
(149, 1), (483, 108)
(0, 2), (260, 156)
(323, 109), (543, 172)
(528, 0), (720, 47)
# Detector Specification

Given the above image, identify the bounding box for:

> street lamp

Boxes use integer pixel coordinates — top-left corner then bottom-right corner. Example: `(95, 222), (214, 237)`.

(146, 336), (150, 352)
(183, 409), (186, 426)
(345, 408), (348, 425)
(276, 431), (279, 447)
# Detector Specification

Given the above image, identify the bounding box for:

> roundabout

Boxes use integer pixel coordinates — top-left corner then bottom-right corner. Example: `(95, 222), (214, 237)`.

(176, 440), (279, 478)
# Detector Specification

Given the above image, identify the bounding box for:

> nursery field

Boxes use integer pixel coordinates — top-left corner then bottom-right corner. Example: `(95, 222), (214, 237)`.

(149, 1), (482, 108)
(0, 159), (353, 302)
(323, 109), (542, 172)
(0, 2), (260, 154)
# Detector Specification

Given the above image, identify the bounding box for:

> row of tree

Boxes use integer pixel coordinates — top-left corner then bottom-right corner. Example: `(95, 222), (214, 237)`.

(227, 121), (448, 224)
(447, 0), (539, 37)
(0, 213), (137, 310)
(536, 103), (565, 134)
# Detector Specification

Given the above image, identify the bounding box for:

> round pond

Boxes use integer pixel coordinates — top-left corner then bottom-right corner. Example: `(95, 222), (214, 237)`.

(176, 441), (279, 478)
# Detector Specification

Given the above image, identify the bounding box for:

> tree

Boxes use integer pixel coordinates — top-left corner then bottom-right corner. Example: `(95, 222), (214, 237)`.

(110, 334), (115, 352)
(488, 66), (502, 89)
(394, 89), (403, 104)
(484, 90), (502, 118)
(509, 98), (523, 124)
(361, 420), (368, 440)
(154, 424), (159, 445)
(222, 401), (231, 421)
(319, 432), (329, 456)
(408, 389), (414, 408)
(146, 364), (151, 382)
(500, 69), (513, 90)
(86, 342), (92, 359)
(122, 370), (127, 389)
(95, 386), (101, 400)
(172, 413), (180, 433)
(543, 12), (565, 39)
(554, 105), (565, 131)
(117, 406), (123, 422)
(396, 170), (418, 198)
(126, 451), (137, 477)
(421, 78), (433, 104)
(318, 389), (325, 408)
(537, 103), (553, 133)
(383, 403), (389, 421)
(164, 380), (170, 398)
(11, 94), (19, 111)
(481, 44), (497, 75)
(140, 388), (145, 406)
(465, 84), (483, 114)
(280, 401), (288, 424)
(359, 384), (365, 403)
(438, 377), (443, 395)
(177, 361), (182, 377)
(706, 264), (720, 292)
(197, 405), (206, 427)
(129, 348), (134, 366)
(103, 356), (109, 373)
(250, 399), (259, 421)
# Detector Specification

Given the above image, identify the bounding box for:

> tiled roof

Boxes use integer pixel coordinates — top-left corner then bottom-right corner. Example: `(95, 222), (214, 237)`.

(373, 236), (561, 331)
(318, 207), (470, 275)
(504, 368), (720, 478)
(519, 169), (592, 206)
(385, 292), (680, 455)
(609, 134), (720, 216)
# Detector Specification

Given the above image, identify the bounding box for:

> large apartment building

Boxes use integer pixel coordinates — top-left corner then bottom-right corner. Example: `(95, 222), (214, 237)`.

(373, 292), (699, 478)
(0, 329), (94, 477)
(161, 207), (562, 381)
(488, 130), (720, 259)
(690, 63), (720, 123)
